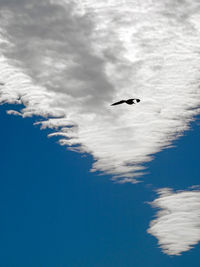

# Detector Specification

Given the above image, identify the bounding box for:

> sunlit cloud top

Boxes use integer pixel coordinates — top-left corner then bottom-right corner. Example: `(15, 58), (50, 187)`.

(1, 0), (200, 182)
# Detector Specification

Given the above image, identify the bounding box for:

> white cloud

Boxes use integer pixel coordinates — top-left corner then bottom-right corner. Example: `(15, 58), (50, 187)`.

(0, 0), (200, 181)
(148, 188), (200, 255)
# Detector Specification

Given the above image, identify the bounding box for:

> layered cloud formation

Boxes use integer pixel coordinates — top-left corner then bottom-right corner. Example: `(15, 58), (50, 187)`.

(1, 0), (200, 181)
(148, 188), (200, 255)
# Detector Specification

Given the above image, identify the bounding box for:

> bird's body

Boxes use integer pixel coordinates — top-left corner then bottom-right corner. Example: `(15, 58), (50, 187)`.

(111, 98), (140, 106)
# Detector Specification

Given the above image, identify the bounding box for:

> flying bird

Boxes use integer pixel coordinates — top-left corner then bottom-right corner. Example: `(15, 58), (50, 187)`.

(111, 98), (140, 106)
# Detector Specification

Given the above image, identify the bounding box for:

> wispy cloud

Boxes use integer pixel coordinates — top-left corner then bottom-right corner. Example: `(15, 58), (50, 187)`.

(148, 188), (200, 255)
(1, 0), (200, 181)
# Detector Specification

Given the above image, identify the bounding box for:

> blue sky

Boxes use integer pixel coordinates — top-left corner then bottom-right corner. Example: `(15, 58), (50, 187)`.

(1, 104), (200, 267)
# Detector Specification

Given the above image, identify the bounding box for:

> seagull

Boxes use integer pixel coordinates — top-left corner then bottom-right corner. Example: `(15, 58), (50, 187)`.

(111, 98), (140, 106)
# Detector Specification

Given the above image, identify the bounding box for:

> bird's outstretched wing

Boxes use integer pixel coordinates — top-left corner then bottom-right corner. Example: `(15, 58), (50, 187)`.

(111, 100), (126, 106)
